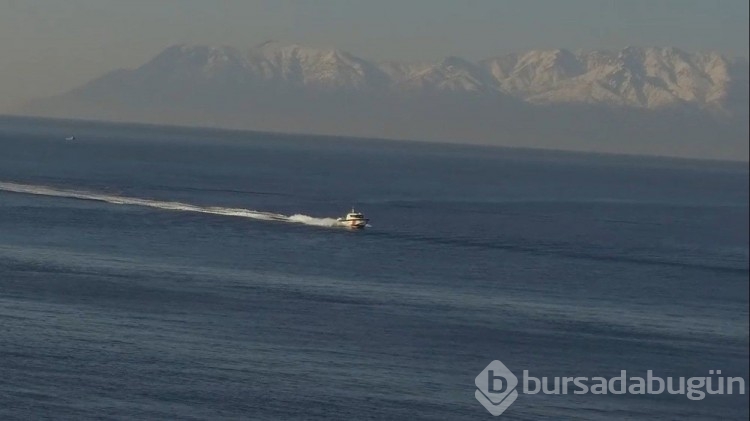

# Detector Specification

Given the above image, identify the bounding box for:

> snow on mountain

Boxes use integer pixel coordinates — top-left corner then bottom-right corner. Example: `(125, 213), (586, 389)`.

(140, 44), (251, 84)
(395, 56), (494, 93)
(17, 42), (748, 160)
(481, 46), (747, 110)
(483, 49), (585, 95)
(244, 41), (389, 91)
(53, 42), (745, 112)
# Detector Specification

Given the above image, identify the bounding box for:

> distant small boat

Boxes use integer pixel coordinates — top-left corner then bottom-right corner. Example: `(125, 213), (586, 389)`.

(337, 208), (369, 229)
(65, 136), (76, 141)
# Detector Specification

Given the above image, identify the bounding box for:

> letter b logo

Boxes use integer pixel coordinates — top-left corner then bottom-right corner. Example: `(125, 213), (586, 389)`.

(475, 360), (519, 416)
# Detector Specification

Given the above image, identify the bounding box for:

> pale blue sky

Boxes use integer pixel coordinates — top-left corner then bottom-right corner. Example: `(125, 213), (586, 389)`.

(1, 0), (747, 110)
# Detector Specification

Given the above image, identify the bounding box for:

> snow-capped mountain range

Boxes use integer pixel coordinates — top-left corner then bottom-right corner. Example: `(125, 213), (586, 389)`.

(90, 41), (745, 110)
(19, 42), (748, 159)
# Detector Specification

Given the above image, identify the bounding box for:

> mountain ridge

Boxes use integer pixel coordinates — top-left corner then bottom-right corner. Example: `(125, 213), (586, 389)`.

(18, 42), (748, 159)
(43, 42), (749, 110)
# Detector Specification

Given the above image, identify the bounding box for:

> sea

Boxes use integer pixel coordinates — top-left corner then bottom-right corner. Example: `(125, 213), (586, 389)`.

(0, 116), (748, 420)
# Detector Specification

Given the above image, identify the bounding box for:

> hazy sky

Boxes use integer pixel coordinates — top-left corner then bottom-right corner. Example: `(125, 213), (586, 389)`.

(1, 0), (748, 111)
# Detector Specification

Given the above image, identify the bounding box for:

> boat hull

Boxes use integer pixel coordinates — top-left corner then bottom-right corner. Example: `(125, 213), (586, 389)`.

(338, 219), (368, 229)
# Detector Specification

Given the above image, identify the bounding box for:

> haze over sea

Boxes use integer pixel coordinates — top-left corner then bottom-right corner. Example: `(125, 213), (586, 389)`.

(0, 116), (748, 420)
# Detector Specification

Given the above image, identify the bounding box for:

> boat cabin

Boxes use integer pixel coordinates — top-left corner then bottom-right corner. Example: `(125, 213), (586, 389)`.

(346, 211), (365, 220)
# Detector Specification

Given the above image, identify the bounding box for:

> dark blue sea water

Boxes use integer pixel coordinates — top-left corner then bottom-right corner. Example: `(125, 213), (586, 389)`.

(1, 117), (748, 420)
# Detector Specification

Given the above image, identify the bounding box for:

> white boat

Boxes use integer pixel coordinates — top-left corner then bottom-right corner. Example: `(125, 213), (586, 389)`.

(337, 208), (368, 229)
(65, 136), (76, 141)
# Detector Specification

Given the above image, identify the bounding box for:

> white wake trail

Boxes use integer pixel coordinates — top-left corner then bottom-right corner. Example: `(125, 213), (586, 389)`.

(0, 182), (343, 228)
(287, 214), (341, 227)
